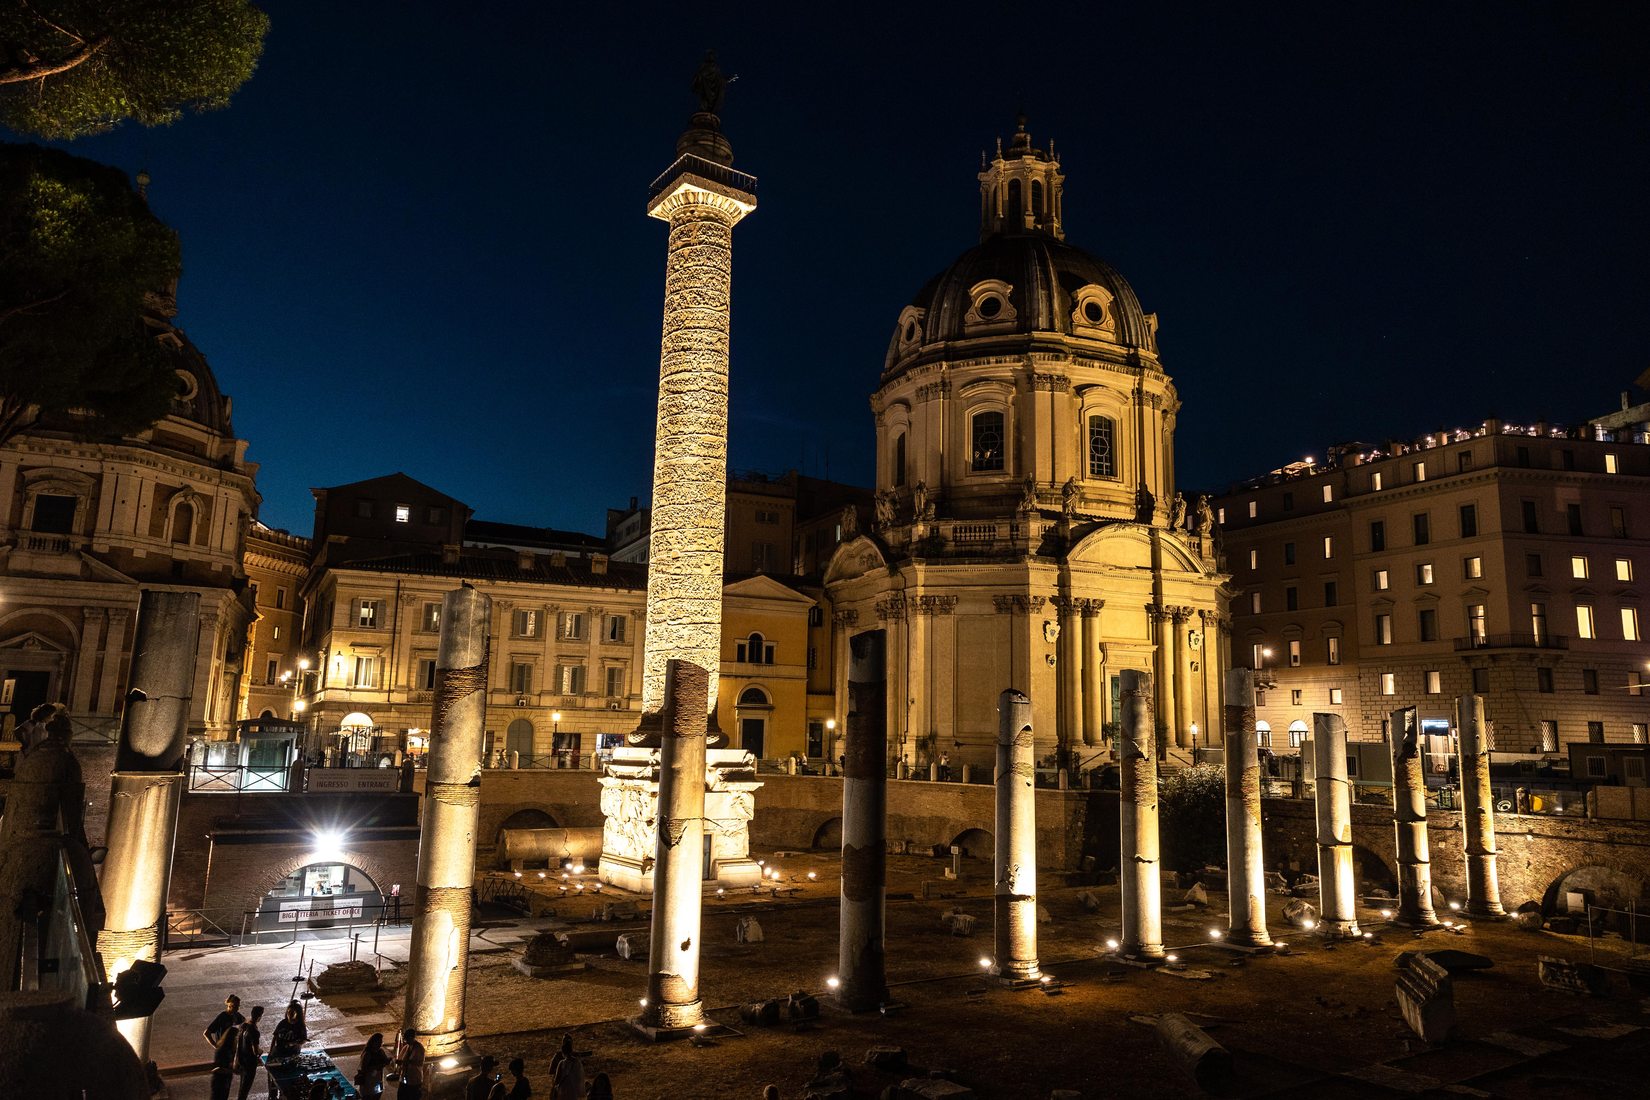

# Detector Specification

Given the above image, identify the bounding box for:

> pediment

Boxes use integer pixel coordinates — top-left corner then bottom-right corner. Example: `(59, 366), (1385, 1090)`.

(724, 574), (816, 606)
(824, 536), (890, 586)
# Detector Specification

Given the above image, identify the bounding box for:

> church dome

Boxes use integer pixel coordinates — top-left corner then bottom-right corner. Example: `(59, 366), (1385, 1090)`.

(883, 120), (1156, 379)
(909, 233), (1153, 348)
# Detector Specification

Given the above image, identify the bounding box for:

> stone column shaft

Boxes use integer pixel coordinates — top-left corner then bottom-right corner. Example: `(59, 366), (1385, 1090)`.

(99, 589), (201, 1061)
(1389, 707), (1439, 927)
(1172, 611), (1193, 749)
(1118, 669), (1164, 959)
(1150, 612), (1174, 752)
(838, 630), (889, 1010)
(1223, 670), (1271, 946)
(992, 690), (1040, 982)
(1456, 694), (1505, 917)
(1056, 603), (1080, 757)
(639, 174), (753, 724)
(404, 586), (489, 1056)
(1080, 607), (1102, 747)
(640, 660), (709, 1032)
(1312, 712), (1360, 937)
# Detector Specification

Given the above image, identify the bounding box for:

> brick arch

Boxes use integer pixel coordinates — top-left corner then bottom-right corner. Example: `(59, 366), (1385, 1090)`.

(242, 848), (395, 913)
(811, 816), (842, 849)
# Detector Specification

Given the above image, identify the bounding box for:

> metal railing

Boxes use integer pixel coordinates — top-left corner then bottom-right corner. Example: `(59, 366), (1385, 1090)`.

(1453, 632), (1569, 651)
(187, 764), (292, 793)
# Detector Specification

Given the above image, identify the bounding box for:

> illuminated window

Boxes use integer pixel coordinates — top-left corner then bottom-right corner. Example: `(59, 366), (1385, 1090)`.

(1255, 721), (1272, 748)
(1531, 603), (1548, 643)
(1371, 471), (1384, 491)
(1323, 535), (1334, 558)
(1322, 484), (1333, 503)
(1571, 555), (1589, 580)
(1329, 687), (1343, 705)
(513, 609), (540, 637)
(1373, 569), (1389, 591)
(1374, 613), (1392, 645)
(1575, 604), (1596, 639)
(1218, 507), (1227, 524)
(559, 612), (585, 640)
(1251, 643), (1265, 668)
(1635, 724), (1648, 745)
(1248, 548), (1258, 570)
(1290, 689), (1302, 705)
(1381, 673), (1396, 696)
(1616, 558), (1633, 582)
(356, 599), (383, 628)
(970, 411), (1005, 472)
(1468, 603), (1487, 641)
(605, 665), (626, 697)
(1417, 562), (1434, 585)
(1606, 452), (1619, 474)
(1250, 591), (1261, 614)
(1288, 640), (1301, 666)
(1425, 670), (1441, 694)
(1538, 720), (1557, 751)
(1464, 556), (1482, 579)
(395, 504), (410, 523)
(272, 625), (281, 641)
(421, 602), (441, 632)
(1248, 500), (1257, 519)
(1327, 636), (1341, 665)
(1087, 415), (1117, 478)
(352, 655), (381, 688)
(1413, 460), (1427, 482)
(555, 663), (587, 694)
(1623, 606), (1641, 641)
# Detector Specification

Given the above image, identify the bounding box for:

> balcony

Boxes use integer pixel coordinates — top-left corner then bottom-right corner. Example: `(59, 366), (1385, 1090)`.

(1453, 633), (1569, 652)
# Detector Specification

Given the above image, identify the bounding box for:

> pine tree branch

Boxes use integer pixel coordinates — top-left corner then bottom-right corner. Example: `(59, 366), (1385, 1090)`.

(0, 289), (70, 325)
(0, 36), (109, 87)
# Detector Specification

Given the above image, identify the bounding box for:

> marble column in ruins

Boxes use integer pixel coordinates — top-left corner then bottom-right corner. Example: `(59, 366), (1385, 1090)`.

(98, 589), (200, 1061)
(403, 585), (489, 1056)
(838, 630), (889, 1010)
(1222, 669), (1272, 947)
(1311, 712), (1360, 937)
(637, 660), (710, 1035)
(1389, 706), (1440, 927)
(1118, 669), (1164, 959)
(992, 689), (1041, 983)
(1455, 694), (1506, 918)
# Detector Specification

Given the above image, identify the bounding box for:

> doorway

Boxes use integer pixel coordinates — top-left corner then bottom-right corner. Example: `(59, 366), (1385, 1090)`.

(3, 669), (52, 724)
(740, 716), (765, 758)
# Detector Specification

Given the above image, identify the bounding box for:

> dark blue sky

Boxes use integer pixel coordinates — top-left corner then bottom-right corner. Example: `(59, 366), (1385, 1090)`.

(41, 3), (1650, 535)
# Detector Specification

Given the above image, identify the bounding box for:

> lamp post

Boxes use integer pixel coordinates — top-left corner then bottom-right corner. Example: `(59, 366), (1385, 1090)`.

(552, 710), (563, 768)
(288, 656), (310, 720)
(825, 717), (837, 773)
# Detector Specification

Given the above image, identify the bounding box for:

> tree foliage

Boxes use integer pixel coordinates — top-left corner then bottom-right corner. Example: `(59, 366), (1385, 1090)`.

(1159, 762), (1226, 873)
(0, 142), (181, 445)
(0, 1), (269, 139)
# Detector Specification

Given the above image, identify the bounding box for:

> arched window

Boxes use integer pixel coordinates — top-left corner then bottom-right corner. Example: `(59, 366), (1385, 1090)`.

(1031, 179), (1044, 217)
(505, 718), (535, 757)
(893, 432), (907, 488)
(1254, 720), (1273, 749)
(1087, 415), (1116, 478)
(1006, 178), (1023, 224)
(1287, 720), (1309, 748)
(737, 686), (771, 707)
(171, 499), (195, 545)
(971, 410), (1005, 472)
(737, 632), (774, 664)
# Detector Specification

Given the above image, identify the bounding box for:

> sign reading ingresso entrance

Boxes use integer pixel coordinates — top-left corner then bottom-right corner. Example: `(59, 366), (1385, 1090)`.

(307, 767), (401, 793)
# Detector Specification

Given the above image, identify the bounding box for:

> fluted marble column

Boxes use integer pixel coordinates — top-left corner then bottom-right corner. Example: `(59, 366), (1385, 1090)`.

(838, 630), (889, 1011)
(1223, 670), (1271, 947)
(637, 108), (756, 731)
(1456, 694), (1505, 917)
(1312, 712), (1360, 937)
(1389, 706), (1439, 927)
(1118, 669), (1164, 959)
(992, 689), (1040, 983)
(404, 586), (489, 1056)
(99, 589), (200, 1061)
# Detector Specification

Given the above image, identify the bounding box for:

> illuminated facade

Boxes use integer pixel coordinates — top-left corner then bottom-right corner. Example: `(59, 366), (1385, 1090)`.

(1216, 417), (1650, 755)
(241, 523), (310, 721)
(0, 322), (257, 741)
(824, 121), (1231, 770)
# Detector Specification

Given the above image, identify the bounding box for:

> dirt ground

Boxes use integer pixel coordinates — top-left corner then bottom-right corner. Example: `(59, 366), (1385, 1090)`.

(373, 850), (1650, 1099)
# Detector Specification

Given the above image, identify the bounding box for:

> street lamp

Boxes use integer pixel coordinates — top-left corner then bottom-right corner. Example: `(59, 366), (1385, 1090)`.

(552, 710), (562, 766)
(288, 656), (311, 720)
(825, 718), (838, 773)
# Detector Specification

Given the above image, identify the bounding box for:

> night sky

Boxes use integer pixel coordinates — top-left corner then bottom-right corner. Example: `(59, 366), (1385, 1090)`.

(32, 3), (1650, 536)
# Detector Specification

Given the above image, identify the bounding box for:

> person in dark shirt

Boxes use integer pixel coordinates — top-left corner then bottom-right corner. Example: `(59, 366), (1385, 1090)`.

(234, 1004), (265, 1100)
(505, 1057), (530, 1099)
(466, 1055), (500, 1100)
(206, 996), (245, 1100)
(269, 1001), (307, 1060)
(204, 995), (244, 1052)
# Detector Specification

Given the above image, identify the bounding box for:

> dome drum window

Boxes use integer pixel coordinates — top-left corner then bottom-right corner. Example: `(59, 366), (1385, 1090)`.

(1071, 284), (1117, 337)
(1087, 415), (1117, 479)
(971, 410), (1006, 473)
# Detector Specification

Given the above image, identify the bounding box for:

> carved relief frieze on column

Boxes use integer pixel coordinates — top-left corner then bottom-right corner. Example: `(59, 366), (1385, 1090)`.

(1031, 373), (1070, 392)
(874, 595), (906, 623)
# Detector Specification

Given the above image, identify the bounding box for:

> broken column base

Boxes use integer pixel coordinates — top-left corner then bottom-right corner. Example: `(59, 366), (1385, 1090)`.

(989, 970), (1045, 990)
(1108, 951), (1166, 969)
(629, 1006), (718, 1043)
(1209, 937), (1275, 956)
(1315, 923), (1363, 941)
(1464, 907), (1508, 922)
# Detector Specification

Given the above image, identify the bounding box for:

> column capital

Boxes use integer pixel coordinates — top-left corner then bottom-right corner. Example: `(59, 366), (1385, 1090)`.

(832, 608), (860, 627)
(874, 595), (905, 623)
(911, 595), (958, 616)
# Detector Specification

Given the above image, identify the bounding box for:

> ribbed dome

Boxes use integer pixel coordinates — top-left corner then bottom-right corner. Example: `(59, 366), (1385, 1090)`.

(910, 232), (1153, 348)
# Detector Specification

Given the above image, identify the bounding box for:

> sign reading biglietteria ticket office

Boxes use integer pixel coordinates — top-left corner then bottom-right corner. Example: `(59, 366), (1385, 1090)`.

(306, 767), (401, 793)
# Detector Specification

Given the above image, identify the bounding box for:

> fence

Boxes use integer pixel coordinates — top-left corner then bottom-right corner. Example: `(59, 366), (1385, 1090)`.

(187, 764), (292, 793)
(161, 900), (412, 953)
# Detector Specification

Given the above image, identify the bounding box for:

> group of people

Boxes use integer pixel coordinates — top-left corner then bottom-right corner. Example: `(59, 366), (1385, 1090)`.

(204, 996), (307, 1100)
(461, 1036), (613, 1099)
(206, 1002), (615, 1100)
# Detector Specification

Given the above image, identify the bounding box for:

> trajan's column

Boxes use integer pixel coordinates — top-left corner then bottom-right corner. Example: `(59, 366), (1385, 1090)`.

(636, 51), (757, 735)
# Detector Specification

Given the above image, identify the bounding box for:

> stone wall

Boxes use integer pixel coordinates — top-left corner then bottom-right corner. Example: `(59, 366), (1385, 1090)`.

(1260, 796), (1650, 913)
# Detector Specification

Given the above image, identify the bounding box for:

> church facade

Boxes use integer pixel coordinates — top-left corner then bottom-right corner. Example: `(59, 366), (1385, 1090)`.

(825, 122), (1231, 771)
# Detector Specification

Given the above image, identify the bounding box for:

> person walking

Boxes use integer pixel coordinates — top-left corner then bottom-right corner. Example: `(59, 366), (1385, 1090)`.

(465, 1055), (500, 1100)
(395, 1029), (427, 1100)
(206, 995), (245, 1100)
(548, 1043), (583, 1100)
(504, 1057), (530, 1099)
(234, 1005), (264, 1100)
(355, 1033), (390, 1098)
